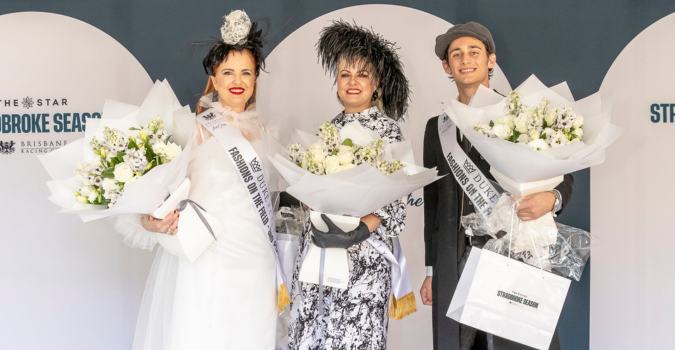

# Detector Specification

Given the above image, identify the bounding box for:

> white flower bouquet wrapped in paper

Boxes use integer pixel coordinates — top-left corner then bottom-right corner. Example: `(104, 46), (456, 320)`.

(442, 74), (622, 260)
(269, 121), (441, 218)
(39, 80), (195, 222)
(443, 75), (622, 191)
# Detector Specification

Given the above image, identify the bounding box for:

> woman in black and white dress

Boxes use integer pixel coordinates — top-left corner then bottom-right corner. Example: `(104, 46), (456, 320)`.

(288, 21), (411, 350)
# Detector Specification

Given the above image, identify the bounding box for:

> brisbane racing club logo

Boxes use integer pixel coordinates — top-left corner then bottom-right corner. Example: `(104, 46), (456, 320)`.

(203, 112), (217, 120)
(0, 140), (16, 154)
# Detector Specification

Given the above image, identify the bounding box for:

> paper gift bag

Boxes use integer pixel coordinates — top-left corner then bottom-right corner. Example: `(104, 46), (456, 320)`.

(297, 211), (360, 290)
(447, 248), (571, 350)
(154, 178), (224, 262)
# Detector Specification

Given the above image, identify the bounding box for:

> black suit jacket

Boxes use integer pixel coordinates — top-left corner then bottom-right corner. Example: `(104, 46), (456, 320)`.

(422, 116), (573, 350)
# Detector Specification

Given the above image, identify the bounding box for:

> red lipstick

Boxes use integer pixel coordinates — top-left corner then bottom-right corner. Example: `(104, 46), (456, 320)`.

(229, 87), (245, 95)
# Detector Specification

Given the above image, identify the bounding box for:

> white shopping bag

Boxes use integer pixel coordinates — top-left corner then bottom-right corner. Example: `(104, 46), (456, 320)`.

(297, 211), (359, 290)
(447, 248), (571, 350)
(153, 178), (224, 262)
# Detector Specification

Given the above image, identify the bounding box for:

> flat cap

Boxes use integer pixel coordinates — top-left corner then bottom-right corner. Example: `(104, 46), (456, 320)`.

(435, 22), (495, 60)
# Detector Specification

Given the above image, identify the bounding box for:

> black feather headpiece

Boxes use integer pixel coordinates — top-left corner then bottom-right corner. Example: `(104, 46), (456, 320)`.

(198, 10), (268, 77)
(317, 20), (411, 120)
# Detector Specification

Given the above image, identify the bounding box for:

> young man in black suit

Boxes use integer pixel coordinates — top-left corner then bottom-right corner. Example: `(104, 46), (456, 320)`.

(420, 22), (574, 350)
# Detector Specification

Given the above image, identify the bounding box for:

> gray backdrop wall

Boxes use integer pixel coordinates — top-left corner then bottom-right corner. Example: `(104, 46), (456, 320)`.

(3, 1), (675, 349)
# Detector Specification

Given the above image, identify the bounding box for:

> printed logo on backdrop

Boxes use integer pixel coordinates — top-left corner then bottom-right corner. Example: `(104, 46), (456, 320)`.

(0, 12), (152, 157)
(0, 140), (16, 154)
(1, 95), (101, 154)
(650, 103), (675, 123)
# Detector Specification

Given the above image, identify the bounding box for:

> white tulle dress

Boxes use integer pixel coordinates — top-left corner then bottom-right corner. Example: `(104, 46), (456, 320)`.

(114, 113), (277, 350)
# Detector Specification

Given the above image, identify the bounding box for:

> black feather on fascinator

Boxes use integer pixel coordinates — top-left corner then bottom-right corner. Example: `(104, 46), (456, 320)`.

(197, 10), (268, 77)
(317, 20), (411, 121)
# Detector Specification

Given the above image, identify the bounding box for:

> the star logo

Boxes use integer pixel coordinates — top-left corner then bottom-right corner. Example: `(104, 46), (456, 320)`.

(22, 96), (34, 109)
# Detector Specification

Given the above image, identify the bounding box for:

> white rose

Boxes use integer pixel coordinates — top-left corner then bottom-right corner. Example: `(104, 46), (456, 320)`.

(308, 142), (323, 153)
(572, 116), (584, 129)
(515, 113), (529, 133)
(309, 143), (326, 163)
(496, 115), (516, 130)
(336, 145), (354, 165)
(79, 184), (95, 197)
(493, 124), (513, 140)
(163, 142), (182, 162)
(101, 178), (118, 194)
(573, 128), (583, 138)
(113, 163), (134, 183)
(323, 155), (342, 174)
(516, 134), (532, 143)
(570, 138), (581, 144)
(527, 138), (550, 151)
(152, 142), (168, 157)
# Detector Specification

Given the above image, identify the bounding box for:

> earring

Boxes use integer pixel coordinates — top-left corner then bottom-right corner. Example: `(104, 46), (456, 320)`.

(371, 91), (379, 100)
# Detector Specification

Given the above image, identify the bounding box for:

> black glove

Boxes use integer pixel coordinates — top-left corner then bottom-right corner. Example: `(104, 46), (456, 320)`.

(311, 214), (371, 249)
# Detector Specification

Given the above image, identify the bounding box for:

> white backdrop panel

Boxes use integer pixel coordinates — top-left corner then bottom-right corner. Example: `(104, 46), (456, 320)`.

(592, 12), (675, 350)
(0, 12), (154, 349)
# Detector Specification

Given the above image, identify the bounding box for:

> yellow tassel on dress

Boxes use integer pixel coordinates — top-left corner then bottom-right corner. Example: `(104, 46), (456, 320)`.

(389, 292), (417, 320)
(278, 283), (292, 312)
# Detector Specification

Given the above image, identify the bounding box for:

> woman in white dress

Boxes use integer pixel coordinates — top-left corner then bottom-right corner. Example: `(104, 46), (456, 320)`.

(114, 10), (282, 349)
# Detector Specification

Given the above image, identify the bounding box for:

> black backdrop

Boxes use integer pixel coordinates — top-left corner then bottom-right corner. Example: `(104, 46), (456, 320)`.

(5, 1), (675, 349)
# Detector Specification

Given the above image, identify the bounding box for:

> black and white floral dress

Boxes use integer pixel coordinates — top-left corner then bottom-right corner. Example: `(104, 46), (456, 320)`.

(288, 106), (407, 350)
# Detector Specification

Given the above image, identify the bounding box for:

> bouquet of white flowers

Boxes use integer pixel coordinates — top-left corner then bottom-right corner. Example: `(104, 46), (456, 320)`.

(73, 117), (183, 208)
(442, 75), (622, 195)
(473, 91), (585, 151)
(39, 80), (194, 222)
(269, 121), (439, 217)
(286, 121), (406, 176)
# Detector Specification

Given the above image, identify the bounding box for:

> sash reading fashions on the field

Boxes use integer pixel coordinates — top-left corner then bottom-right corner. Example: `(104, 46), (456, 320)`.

(437, 112), (499, 217)
(196, 108), (291, 310)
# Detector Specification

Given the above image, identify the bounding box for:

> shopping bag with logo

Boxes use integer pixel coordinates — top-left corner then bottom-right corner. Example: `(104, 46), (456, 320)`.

(447, 247), (570, 350)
